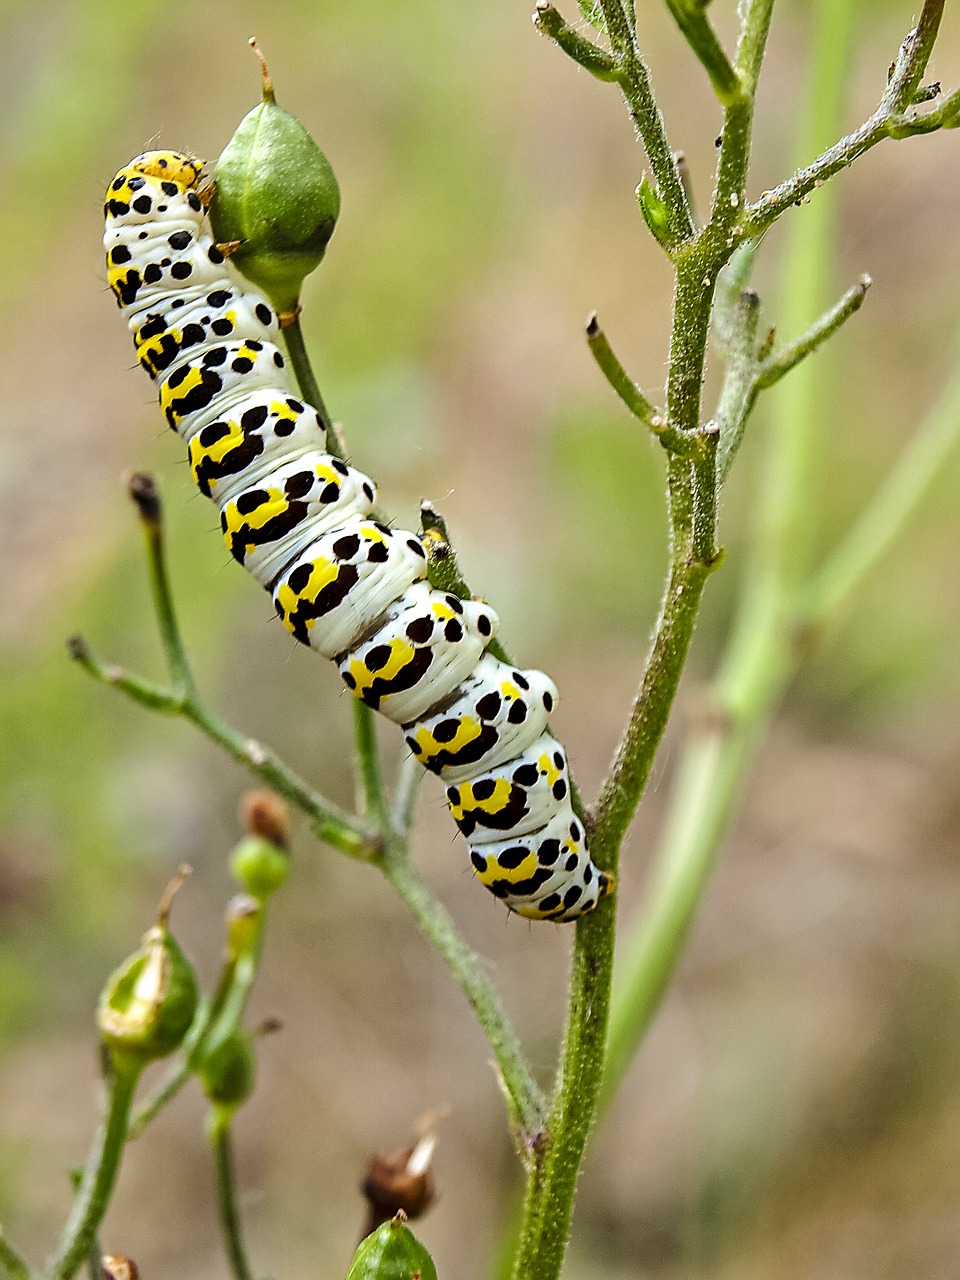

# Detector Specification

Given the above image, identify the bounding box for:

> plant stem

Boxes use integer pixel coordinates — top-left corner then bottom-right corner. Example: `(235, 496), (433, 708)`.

(50, 1058), (141, 1280)
(69, 637), (377, 860)
(596, 0), (693, 246)
(378, 847), (546, 1140)
(603, 0), (856, 1104)
(662, 0), (740, 105)
(0, 1232), (33, 1280)
(353, 699), (388, 828)
(741, 1), (949, 242)
(281, 313), (338, 456)
(207, 1109), (256, 1280)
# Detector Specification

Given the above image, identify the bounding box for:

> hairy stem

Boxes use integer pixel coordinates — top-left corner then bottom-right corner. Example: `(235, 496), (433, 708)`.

(49, 1058), (141, 1280)
(604, 0), (856, 1103)
(379, 848), (546, 1139)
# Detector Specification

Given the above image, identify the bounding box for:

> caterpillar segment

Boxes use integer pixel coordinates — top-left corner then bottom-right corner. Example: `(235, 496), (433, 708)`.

(104, 149), (612, 921)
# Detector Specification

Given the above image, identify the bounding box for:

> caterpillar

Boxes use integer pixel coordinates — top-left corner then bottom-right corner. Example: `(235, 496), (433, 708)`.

(103, 150), (612, 922)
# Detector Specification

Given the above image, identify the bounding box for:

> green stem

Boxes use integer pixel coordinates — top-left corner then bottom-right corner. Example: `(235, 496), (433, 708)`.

(0, 1232), (33, 1280)
(662, 0), (740, 105)
(281, 313), (338, 456)
(207, 1109), (256, 1280)
(390, 752), (424, 838)
(50, 1059), (141, 1280)
(378, 848), (546, 1140)
(127, 475), (195, 700)
(533, 4), (620, 81)
(757, 273), (871, 389)
(603, 0), (856, 1107)
(742, 1), (948, 242)
(353, 700), (388, 828)
(69, 637), (377, 860)
(597, 0), (693, 246)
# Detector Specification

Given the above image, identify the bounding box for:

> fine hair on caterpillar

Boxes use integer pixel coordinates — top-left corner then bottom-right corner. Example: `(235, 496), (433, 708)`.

(103, 149), (613, 923)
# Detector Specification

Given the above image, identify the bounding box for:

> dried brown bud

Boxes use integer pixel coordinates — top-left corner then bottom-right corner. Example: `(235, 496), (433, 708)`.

(360, 1115), (444, 1239)
(101, 1256), (139, 1280)
(240, 790), (290, 848)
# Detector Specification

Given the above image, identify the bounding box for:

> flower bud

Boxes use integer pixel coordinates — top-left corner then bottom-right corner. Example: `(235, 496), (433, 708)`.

(198, 1030), (255, 1109)
(231, 791), (290, 901)
(97, 869), (199, 1063)
(210, 40), (340, 317)
(346, 1214), (438, 1280)
(230, 835), (290, 900)
(225, 893), (262, 961)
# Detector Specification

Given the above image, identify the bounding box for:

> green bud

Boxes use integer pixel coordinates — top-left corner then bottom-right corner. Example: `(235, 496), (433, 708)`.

(636, 176), (673, 248)
(210, 40), (340, 316)
(346, 1216), (438, 1280)
(198, 1030), (255, 1108)
(230, 834), (289, 900)
(97, 870), (199, 1063)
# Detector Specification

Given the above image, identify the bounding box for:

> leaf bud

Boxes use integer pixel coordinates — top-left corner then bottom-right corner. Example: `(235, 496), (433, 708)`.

(198, 1030), (255, 1109)
(346, 1214), (438, 1280)
(97, 868), (199, 1064)
(210, 39), (340, 318)
(230, 791), (290, 900)
(636, 175), (673, 248)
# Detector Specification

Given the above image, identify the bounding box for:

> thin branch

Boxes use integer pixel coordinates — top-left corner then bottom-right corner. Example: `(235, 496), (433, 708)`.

(757, 273), (871, 388)
(595, 0), (694, 246)
(533, 4), (620, 81)
(661, 0), (741, 105)
(69, 636), (378, 860)
(353, 699), (389, 829)
(584, 313), (690, 453)
(207, 1110), (256, 1280)
(734, 0), (777, 97)
(881, 0), (946, 114)
(390, 752), (424, 838)
(716, 288), (761, 481)
(127, 474), (195, 701)
(379, 850), (547, 1141)
(602, 0), (858, 1106)
(281, 312), (338, 456)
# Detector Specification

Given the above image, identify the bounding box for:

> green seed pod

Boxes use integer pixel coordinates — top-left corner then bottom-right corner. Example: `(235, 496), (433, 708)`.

(346, 1216), (438, 1280)
(97, 872), (199, 1063)
(198, 1030), (255, 1108)
(210, 40), (340, 317)
(230, 834), (289, 900)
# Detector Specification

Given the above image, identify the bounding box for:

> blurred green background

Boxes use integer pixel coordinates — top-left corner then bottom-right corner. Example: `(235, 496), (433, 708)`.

(2, 1), (960, 1277)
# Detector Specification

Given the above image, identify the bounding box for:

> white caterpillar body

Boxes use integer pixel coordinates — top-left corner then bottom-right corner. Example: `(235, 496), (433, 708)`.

(104, 151), (611, 922)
